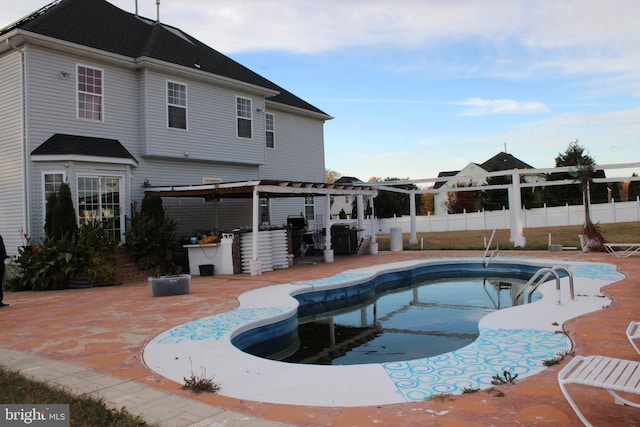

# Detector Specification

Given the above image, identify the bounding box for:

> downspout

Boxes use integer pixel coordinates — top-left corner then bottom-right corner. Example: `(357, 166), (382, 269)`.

(7, 37), (30, 238)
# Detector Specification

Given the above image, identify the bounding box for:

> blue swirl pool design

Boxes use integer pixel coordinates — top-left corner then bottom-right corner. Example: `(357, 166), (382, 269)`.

(383, 328), (570, 400)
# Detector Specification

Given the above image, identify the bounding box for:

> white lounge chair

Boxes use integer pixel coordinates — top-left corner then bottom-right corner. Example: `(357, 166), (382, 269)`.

(558, 355), (640, 426)
(603, 243), (640, 258)
(628, 321), (640, 355)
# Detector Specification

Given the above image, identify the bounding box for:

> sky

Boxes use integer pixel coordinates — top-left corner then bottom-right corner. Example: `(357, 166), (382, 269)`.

(3, 0), (640, 183)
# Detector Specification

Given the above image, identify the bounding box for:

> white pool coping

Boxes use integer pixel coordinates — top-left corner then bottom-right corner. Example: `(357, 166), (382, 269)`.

(142, 257), (623, 407)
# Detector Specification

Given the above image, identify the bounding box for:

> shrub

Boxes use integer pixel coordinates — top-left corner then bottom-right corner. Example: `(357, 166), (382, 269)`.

(8, 222), (118, 291)
(126, 196), (178, 276)
(45, 182), (78, 241)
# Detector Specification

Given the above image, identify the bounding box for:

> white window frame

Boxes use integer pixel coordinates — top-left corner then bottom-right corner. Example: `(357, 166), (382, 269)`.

(265, 112), (275, 149)
(76, 64), (104, 121)
(236, 96), (252, 139)
(42, 171), (66, 225)
(259, 197), (270, 225)
(167, 80), (188, 130)
(76, 174), (125, 242)
(304, 196), (315, 221)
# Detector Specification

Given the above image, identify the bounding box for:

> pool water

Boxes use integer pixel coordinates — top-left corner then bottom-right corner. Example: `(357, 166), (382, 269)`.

(254, 276), (540, 365)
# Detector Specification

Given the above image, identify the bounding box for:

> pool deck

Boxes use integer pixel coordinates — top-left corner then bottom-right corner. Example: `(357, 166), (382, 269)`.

(1, 250), (639, 426)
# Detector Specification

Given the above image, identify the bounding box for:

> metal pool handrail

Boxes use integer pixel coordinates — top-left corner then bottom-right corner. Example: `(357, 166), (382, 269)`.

(515, 266), (574, 305)
(483, 229), (499, 268)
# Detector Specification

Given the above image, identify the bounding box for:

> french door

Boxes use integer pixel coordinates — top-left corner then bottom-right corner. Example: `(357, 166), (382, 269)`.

(77, 176), (123, 241)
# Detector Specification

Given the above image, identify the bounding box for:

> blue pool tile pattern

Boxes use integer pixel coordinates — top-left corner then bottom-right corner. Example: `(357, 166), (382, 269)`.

(383, 328), (571, 401)
(155, 307), (292, 345)
(569, 263), (624, 282)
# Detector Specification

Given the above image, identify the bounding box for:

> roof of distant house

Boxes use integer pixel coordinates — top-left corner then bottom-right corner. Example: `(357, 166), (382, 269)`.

(481, 151), (534, 172)
(334, 176), (362, 184)
(1, 0), (329, 117)
(433, 152), (535, 189)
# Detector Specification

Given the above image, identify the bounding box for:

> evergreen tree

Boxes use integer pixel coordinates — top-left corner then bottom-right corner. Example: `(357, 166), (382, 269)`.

(46, 182), (78, 240)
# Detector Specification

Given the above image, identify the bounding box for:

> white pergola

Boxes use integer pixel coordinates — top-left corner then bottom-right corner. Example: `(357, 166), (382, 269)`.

(145, 180), (378, 274)
(357, 162), (640, 248)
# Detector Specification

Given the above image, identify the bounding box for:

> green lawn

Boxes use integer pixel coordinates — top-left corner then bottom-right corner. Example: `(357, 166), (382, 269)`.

(374, 221), (640, 251)
(0, 366), (151, 427)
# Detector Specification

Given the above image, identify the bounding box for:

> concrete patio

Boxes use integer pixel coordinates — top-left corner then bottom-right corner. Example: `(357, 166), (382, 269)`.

(1, 250), (639, 426)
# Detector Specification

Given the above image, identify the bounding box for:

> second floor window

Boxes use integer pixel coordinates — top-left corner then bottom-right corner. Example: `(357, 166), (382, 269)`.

(236, 96), (252, 138)
(77, 65), (103, 120)
(265, 113), (275, 148)
(167, 82), (187, 129)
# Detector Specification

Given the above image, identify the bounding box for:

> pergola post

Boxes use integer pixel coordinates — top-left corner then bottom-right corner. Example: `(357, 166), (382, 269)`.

(409, 190), (418, 244)
(324, 194), (334, 262)
(369, 194), (378, 254)
(250, 186), (262, 275)
(508, 170), (526, 247)
(356, 194), (365, 230)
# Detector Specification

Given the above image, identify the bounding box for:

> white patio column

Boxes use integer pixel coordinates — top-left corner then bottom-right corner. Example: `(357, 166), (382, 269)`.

(250, 186), (262, 275)
(324, 194), (334, 262)
(409, 190), (418, 244)
(369, 194), (378, 254)
(508, 170), (526, 247)
(356, 194), (365, 230)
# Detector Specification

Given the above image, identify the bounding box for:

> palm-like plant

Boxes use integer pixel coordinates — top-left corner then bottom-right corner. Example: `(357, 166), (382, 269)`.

(562, 141), (605, 252)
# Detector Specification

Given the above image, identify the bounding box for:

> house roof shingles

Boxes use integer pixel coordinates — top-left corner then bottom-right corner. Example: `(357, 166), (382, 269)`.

(31, 133), (137, 162)
(2, 0), (328, 117)
(433, 152), (535, 189)
(480, 152), (534, 172)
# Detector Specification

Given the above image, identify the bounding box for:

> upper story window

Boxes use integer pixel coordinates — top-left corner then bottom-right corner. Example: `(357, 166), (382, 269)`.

(265, 113), (275, 148)
(167, 81), (187, 129)
(77, 65), (103, 121)
(236, 96), (252, 138)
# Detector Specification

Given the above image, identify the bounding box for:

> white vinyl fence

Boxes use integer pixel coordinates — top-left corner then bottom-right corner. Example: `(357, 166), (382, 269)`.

(368, 199), (640, 235)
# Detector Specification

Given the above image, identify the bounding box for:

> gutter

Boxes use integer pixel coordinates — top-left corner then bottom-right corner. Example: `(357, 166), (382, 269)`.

(6, 36), (30, 238)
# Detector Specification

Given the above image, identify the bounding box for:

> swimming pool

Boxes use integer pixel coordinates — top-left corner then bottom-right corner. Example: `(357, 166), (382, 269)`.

(246, 274), (541, 365)
(142, 257), (622, 406)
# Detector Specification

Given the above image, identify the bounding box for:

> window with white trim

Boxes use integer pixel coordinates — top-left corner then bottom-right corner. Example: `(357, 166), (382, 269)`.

(260, 198), (270, 224)
(77, 65), (103, 120)
(304, 196), (315, 220)
(265, 113), (275, 148)
(236, 96), (252, 138)
(167, 81), (187, 129)
(43, 172), (65, 223)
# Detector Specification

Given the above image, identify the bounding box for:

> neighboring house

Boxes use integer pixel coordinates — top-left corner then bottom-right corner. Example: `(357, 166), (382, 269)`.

(0, 0), (332, 255)
(433, 151), (542, 215)
(330, 176), (363, 219)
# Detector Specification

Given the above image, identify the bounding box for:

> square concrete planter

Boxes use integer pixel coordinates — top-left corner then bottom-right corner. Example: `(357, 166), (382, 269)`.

(149, 274), (191, 297)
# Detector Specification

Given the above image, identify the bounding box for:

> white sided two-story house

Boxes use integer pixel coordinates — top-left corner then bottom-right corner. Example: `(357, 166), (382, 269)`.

(0, 0), (338, 256)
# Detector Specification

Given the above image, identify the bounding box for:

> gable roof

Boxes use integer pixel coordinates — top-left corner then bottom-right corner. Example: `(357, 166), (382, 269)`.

(1, 0), (329, 117)
(31, 133), (138, 165)
(334, 176), (362, 184)
(481, 151), (534, 172)
(433, 152), (535, 188)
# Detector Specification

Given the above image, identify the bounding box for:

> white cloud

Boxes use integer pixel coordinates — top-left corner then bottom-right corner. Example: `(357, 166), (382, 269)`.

(458, 98), (549, 116)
